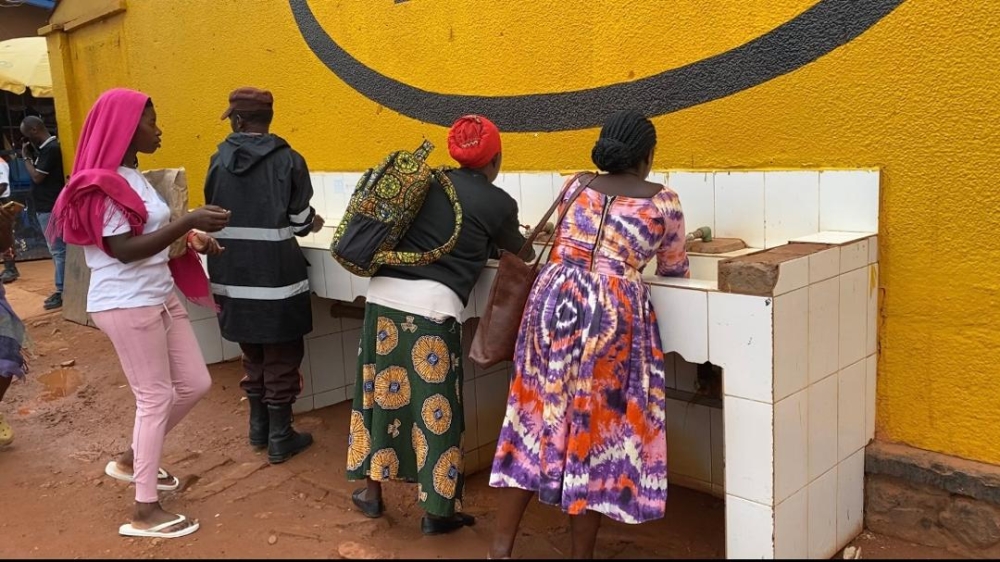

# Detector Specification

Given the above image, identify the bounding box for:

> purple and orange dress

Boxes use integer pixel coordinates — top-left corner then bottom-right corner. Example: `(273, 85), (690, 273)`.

(489, 175), (689, 524)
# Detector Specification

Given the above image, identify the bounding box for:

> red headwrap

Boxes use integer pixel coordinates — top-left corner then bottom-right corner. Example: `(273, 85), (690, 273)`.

(447, 115), (501, 169)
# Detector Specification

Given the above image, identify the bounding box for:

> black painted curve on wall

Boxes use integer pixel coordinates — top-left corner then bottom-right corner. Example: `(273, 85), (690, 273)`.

(290, 0), (906, 132)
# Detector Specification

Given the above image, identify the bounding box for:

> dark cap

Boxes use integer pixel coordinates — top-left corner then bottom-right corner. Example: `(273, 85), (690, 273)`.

(220, 87), (274, 120)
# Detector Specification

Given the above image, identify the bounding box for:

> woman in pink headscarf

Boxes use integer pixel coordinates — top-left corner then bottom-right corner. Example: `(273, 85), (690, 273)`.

(49, 88), (230, 539)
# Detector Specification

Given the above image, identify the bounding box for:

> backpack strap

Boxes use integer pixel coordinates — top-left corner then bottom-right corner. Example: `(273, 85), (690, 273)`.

(372, 167), (463, 267)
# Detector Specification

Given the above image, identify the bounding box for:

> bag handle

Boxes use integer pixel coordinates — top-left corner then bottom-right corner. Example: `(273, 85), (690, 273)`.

(518, 172), (596, 268)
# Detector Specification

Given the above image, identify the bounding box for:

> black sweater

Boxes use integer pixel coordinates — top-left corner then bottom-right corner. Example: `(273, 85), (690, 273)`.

(375, 168), (528, 306)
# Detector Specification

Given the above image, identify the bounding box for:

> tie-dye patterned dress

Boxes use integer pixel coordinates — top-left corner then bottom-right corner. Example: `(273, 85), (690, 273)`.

(489, 176), (689, 524)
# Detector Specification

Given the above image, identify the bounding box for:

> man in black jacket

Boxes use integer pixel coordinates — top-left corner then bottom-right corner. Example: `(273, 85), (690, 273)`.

(204, 87), (324, 464)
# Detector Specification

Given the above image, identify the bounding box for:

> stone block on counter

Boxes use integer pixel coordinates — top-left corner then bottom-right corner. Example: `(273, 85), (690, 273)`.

(718, 243), (830, 296)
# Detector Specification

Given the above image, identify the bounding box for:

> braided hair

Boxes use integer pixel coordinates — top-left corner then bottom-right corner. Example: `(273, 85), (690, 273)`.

(590, 111), (657, 174)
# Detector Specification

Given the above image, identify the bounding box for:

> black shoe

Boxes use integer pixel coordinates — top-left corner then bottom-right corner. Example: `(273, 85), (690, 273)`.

(247, 393), (268, 450)
(420, 512), (476, 535)
(43, 292), (62, 310)
(0, 265), (18, 284)
(266, 403), (313, 464)
(352, 487), (385, 518)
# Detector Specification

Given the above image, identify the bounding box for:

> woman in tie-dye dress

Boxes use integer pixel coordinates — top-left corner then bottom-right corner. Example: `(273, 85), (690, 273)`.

(488, 111), (690, 559)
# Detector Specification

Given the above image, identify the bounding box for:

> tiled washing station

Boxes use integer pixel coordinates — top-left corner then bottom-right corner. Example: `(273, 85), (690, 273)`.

(184, 168), (880, 559)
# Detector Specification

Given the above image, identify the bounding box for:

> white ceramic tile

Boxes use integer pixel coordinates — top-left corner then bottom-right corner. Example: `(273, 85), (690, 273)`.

(341, 329), (362, 383)
(840, 239), (869, 274)
(341, 316), (364, 331)
(774, 389), (809, 503)
(819, 170), (880, 233)
(646, 276), (718, 291)
(496, 173), (522, 210)
(343, 172), (365, 196)
(866, 354), (877, 443)
(652, 286), (709, 364)
(808, 467), (838, 559)
(292, 395), (314, 415)
(774, 287), (809, 402)
(837, 448), (865, 549)
(674, 355), (699, 393)
(775, 486), (808, 559)
(838, 360), (866, 461)
(184, 291), (216, 321)
(670, 474), (714, 496)
(839, 267), (867, 369)
(322, 173), (347, 218)
(867, 264), (879, 357)
(476, 369), (510, 446)
(323, 252), (354, 301)
(808, 247), (840, 284)
(474, 268), (498, 317)
(314, 387), (348, 410)
(808, 277), (840, 384)
(687, 255), (721, 282)
(462, 378), (479, 450)
(303, 248), (328, 299)
(309, 173), (327, 218)
(726, 495), (775, 559)
(307, 295), (341, 339)
(773, 256), (809, 297)
(808, 374), (838, 480)
(191, 318), (224, 365)
(464, 449), (481, 474)
(517, 173), (557, 228)
(714, 171), (766, 249)
(764, 171), (820, 249)
(666, 400), (712, 482)
(663, 352), (677, 389)
(792, 231), (873, 245)
(724, 396), (773, 505)
(666, 172), (715, 236)
(868, 235), (878, 264)
(710, 406), (725, 487)
(222, 337), (241, 361)
(345, 384), (355, 404)
(710, 292), (773, 403)
(300, 342), (313, 397)
(309, 333), (345, 394)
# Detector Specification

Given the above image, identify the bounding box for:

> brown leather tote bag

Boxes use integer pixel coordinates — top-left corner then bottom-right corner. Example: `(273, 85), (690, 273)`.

(468, 173), (593, 369)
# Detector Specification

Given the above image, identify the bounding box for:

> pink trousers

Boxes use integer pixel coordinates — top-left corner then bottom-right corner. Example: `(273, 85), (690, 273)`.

(92, 293), (212, 503)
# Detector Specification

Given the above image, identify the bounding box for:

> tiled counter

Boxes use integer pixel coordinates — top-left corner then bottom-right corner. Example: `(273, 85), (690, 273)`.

(185, 168), (881, 559)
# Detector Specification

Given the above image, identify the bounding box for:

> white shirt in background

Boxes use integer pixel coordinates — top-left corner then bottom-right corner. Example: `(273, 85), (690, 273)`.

(0, 159), (9, 198)
(84, 166), (175, 313)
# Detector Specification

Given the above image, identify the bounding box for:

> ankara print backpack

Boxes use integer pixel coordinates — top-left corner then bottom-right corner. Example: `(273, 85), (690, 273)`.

(330, 140), (463, 277)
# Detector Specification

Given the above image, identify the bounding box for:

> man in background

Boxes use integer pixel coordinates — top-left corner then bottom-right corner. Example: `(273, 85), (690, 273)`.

(16, 117), (66, 310)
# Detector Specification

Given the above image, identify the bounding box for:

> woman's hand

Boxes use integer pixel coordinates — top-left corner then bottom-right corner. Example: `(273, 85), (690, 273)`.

(185, 205), (231, 233)
(190, 231), (225, 256)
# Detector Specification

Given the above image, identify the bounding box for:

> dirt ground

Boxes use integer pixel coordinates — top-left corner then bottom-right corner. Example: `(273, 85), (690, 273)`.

(0, 261), (965, 560)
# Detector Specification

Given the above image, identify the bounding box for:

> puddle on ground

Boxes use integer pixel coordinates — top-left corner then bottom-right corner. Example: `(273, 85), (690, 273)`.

(37, 368), (82, 401)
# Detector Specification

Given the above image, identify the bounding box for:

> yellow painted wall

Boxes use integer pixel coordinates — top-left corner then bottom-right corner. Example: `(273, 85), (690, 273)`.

(45, 1), (1000, 464)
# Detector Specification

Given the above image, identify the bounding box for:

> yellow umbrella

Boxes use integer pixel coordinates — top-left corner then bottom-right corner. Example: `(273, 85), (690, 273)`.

(0, 37), (52, 98)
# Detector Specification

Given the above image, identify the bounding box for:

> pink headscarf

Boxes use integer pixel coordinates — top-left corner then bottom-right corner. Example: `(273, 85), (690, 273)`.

(48, 88), (217, 310)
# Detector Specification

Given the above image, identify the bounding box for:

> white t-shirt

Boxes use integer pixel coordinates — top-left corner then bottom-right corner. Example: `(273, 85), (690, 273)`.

(84, 167), (175, 313)
(366, 276), (465, 322)
(0, 159), (9, 198)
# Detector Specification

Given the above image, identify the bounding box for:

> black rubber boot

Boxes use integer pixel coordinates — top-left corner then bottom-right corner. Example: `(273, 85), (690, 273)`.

(266, 403), (313, 464)
(0, 262), (18, 284)
(247, 393), (268, 450)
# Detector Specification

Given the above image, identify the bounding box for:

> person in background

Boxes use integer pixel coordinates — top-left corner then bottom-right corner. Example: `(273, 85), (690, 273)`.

(346, 115), (531, 535)
(0, 156), (14, 279)
(487, 111), (690, 559)
(204, 87), (324, 465)
(48, 88), (230, 539)
(0, 200), (29, 447)
(16, 116), (66, 310)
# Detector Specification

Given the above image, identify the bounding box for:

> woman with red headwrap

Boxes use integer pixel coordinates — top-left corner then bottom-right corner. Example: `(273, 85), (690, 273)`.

(345, 115), (532, 535)
(49, 88), (230, 538)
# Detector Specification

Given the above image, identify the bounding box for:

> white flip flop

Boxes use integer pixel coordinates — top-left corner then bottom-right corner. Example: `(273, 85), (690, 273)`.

(104, 460), (180, 491)
(119, 514), (200, 539)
